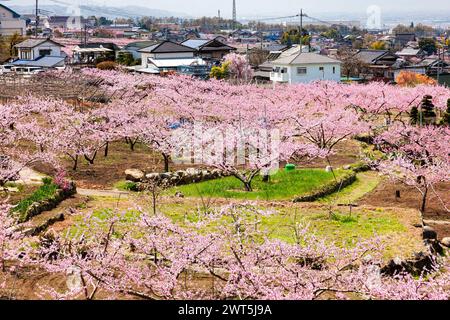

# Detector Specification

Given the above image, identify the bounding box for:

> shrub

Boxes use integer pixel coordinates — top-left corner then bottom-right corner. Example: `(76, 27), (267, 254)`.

(116, 181), (139, 192)
(210, 62), (229, 80)
(331, 212), (358, 223)
(347, 161), (371, 173)
(96, 61), (117, 70)
(117, 51), (135, 66)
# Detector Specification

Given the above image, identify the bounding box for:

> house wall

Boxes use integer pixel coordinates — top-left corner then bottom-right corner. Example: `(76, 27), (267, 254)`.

(32, 42), (62, 58)
(19, 42), (62, 60)
(272, 63), (341, 84)
(393, 67), (426, 80)
(0, 7), (26, 36)
(141, 51), (194, 67)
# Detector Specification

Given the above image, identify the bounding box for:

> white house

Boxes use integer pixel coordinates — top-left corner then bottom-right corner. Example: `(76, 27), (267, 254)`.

(14, 39), (64, 61)
(270, 52), (341, 84)
(0, 4), (26, 36)
(10, 38), (66, 70)
(137, 40), (207, 74)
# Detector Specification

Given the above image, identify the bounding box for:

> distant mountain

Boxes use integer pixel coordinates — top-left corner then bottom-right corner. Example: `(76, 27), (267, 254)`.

(10, 4), (188, 19)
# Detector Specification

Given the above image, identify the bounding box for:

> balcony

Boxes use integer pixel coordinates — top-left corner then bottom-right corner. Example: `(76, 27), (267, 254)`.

(270, 72), (289, 82)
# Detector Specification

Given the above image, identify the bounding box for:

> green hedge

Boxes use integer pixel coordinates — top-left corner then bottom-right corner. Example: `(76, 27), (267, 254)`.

(11, 178), (76, 223)
(293, 171), (357, 202)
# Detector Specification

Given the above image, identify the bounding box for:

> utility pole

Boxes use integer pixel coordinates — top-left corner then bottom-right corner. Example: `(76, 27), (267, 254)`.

(232, 0), (237, 30)
(84, 24), (88, 46)
(35, 0), (39, 38)
(299, 9), (303, 53)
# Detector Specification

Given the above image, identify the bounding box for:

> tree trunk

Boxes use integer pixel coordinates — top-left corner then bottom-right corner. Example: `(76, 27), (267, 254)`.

(162, 153), (170, 173)
(420, 186), (428, 226)
(104, 141), (109, 157)
(84, 151), (97, 165)
(326, 156), (337, 182)
(72, 155), (79, 171)
(243, 181), (253, 192)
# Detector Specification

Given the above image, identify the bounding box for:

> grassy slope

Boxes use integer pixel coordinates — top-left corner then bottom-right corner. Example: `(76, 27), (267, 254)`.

(317, 171), (382, 204)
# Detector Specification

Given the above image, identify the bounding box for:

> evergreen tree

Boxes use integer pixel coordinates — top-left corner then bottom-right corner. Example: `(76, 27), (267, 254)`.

(440, 98), (450, 126)
(410, 106), (419, 125)
(420, 95), (436, 118)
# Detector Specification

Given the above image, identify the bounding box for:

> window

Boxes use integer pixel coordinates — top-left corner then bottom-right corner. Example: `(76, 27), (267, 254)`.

(333, 66), (336, 74)
(20, 50), (31, 60)
(297, 67), (307, 75)
(39, 49), (52, 56)
(319, 67), (324, 71)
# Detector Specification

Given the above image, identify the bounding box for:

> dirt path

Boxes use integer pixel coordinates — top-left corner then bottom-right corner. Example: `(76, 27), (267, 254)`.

(17, 167), (47, 185)
(77, 188), (130, 198)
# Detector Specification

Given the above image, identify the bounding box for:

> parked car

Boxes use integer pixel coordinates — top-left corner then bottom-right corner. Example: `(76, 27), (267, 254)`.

(10, 66), (44, 77)
(0, 64), (14, 75)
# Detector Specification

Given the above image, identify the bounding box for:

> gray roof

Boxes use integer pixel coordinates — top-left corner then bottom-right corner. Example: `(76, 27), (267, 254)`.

(124, 41), (157, 50)
(14, 38), (64, 49)
(272, 52), (341, 65)
(139, 41), (195, 53)
(11, 56), (65, 68)
(414, 58), (448, 68)
(181, 38), (236, 52)
(353, 50), (393, 64)
(182, 39), (210, 49)
(0, 4), (20, 18)
(396, 48), (423, 56)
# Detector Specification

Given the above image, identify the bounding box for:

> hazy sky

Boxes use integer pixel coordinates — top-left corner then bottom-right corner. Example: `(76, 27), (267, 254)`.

(10, 0), (450, 17)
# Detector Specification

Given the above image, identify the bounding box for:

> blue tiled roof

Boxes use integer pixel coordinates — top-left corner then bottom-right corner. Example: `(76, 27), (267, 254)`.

(11, 56), (65, 68)
(182, 39), (209, 49)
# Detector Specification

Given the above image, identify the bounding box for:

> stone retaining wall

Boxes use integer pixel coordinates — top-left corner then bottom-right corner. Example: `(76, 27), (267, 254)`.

(16, 183), (76, 223)
(125, 168), (230, 187)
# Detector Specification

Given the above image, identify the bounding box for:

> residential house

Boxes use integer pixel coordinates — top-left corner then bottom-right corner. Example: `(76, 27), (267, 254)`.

(14, 38), (64, 60)
(122, 41), (157, 60)
(123, 27), (150, 39)
(181, 37), (236, 61)
(0, 4), (26, 36)
(254, 45), (307, 81)
(393, 58), (449, 79)
(197, 34), (228, 43)
(72, 42), (120, 64)
(353, 49), (399, 80)
(10, 38), (66, 70)
(395, 47), (427, 60)
(136, 41), (209, 77)
(254, 61), (273, 82)
(270, 52), (341, 84)
(394, 33), (416, 49)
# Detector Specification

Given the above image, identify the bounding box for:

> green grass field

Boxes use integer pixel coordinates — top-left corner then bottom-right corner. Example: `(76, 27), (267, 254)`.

(318, 171), (382, 204)
(168, 169), (347, 201)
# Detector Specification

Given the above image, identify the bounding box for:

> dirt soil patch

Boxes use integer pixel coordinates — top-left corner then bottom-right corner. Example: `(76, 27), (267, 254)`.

(360, 180), (450, 239)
